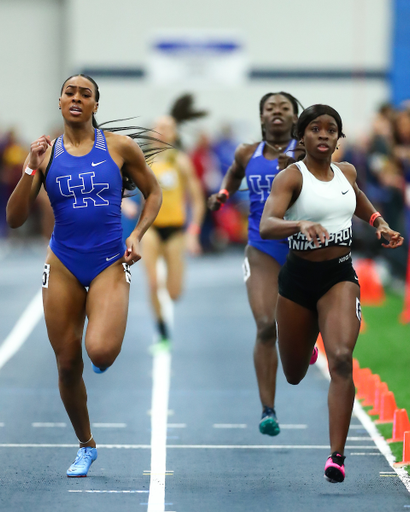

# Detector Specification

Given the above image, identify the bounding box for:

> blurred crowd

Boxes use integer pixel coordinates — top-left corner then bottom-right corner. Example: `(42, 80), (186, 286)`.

(1, 101), (410, 280)
(337, 102), (410, 280)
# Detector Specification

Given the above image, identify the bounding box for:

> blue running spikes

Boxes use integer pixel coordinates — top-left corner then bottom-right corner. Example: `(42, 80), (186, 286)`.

(67, 447), (97, 477)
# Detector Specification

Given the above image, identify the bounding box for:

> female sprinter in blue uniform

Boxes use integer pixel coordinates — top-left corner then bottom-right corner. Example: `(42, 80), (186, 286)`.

(260, 104), (403, 483)
(6, 75), (162, 477)
(209, 92), (316, 436)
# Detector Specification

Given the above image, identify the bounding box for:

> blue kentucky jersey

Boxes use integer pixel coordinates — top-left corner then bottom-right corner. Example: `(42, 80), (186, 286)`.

(245, 140), (297, 242)
(46, 129), (123, 251)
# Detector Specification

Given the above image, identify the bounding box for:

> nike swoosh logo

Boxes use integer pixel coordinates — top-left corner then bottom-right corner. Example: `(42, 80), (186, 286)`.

(106, 253), (120, 262)
(342, 190), (349, 195)
(92, 160), (106, 167)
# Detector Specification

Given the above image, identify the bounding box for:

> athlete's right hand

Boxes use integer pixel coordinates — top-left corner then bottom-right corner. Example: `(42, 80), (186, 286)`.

(207, 191), (229, 211)
(28, 135), (51, 170)
(298, 220), (330, 247)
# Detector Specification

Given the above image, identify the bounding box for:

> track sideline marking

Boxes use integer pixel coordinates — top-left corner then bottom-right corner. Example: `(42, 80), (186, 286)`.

(92, 423), (127, 428)
(68, 490), (149, 493)
(32, 422), (66, 428)
(0, 443), (380, 449)
(0, 289), (43, 370)
(316, 353), (410, 493)
(213, 424), (247, 429)
(147, 259), (172, 512)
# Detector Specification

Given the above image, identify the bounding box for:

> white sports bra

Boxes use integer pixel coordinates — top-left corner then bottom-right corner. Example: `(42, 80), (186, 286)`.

(285, 161), (356, 251)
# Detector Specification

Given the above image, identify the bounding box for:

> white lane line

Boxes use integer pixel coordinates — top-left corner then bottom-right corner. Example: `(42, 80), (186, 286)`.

(350, 453), (383, 456)
(213, 424), (247, 429)
(92, 423), (127, 428)
(280, 424), (307, 429)
(147, 348), (171, 512)
(32, 422), (66, 428)
(0, 443), (378, 449)
(68, 490), (148, 493)
(167, 424), (186, 428)
(316, 353), (410, 493)
(148, 258), (172, 512)
(0, 289), (43, 370)
(346, 437), (373, 441)
(0, 423), (4, 427)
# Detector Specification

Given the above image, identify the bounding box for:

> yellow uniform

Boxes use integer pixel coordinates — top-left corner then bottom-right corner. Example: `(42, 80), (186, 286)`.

(151, 151), (186, 227)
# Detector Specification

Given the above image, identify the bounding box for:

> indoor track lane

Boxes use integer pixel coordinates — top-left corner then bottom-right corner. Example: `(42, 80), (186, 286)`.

(0, 243), (409, 511)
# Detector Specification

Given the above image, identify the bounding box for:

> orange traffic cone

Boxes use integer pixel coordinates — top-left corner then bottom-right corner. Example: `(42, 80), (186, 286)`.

(400, 247), (410, 324)
(356, 368), (372, 399)
(362, 374), (381, 407)
(388, 409), (410, 443)
(369, 381), (389, 416)
(376, 391), (397, 423)
(394, 431), (410, 467)
(354, 258), (385, 306)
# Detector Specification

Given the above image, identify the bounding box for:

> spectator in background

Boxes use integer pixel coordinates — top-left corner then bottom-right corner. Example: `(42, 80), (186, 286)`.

(191, 131), (248, 250)
(213, 124), (237, 176)
(0, 129), (27, 237)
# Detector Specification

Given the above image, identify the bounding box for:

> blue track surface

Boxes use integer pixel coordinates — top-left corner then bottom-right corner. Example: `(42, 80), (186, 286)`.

(0, 242), (409, 511)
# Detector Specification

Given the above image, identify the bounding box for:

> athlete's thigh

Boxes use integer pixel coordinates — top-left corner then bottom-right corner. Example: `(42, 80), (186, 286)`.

(276, 294), (319, 375)
(141, 228), (162, 285)
(317, 282), (360, 358)
(42, 248), (87, 358)
(244, 245), (281, 323)
(85, 260), (130, 354)
(163, 232), (186, 296)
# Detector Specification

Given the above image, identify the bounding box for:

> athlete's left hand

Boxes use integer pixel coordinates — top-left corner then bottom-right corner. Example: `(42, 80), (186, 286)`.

(186, 231), (202, 256)
(124, 234), (142, 264)
(376, 223), (404, 248)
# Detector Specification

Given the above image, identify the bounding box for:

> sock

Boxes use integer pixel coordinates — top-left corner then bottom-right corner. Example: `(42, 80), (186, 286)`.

(157, 319), (169, 340)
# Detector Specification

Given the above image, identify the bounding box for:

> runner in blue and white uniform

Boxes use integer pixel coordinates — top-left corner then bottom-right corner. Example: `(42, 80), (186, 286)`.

(209, 92), (313, 436)
(6, 74), (162, 478)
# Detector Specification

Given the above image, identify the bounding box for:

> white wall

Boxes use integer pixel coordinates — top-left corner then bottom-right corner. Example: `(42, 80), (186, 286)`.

(0, 0), (65, 142)
(0, 0), (392, 143)
(67, 0), (392, 142)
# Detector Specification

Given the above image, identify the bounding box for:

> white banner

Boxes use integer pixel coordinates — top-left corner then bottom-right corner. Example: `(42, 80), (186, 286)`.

(147, 30), (247, 87)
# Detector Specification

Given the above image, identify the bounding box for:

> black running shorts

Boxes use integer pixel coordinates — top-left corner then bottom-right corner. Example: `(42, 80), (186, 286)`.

(278, 251), (360, 311)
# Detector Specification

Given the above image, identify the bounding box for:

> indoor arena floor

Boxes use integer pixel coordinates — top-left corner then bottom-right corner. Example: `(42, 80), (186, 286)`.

(0, 242), (409, 512)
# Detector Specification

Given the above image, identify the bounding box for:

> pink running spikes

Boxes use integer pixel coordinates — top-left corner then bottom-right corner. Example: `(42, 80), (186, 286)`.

(310, 346), (319, 365)
(324, 452), (346, 483)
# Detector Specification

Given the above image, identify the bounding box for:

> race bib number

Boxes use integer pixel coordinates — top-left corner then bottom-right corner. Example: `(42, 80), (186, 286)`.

(122, 263), (132, 284)
(356, 297), (362, 323)
(242, 257), (251, 282)
(42, 264), (50, 288)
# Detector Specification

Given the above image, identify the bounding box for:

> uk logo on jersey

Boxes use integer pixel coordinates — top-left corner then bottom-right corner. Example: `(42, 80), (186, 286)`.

(248, 174), (275, 202)
(56, 172), (109, 208)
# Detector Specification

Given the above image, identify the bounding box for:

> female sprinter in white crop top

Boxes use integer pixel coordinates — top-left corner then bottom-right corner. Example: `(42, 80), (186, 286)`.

(260, 104), (403, 484)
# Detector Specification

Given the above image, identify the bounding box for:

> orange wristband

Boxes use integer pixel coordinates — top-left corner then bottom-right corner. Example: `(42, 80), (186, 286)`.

(369, 212), (382, 227)
(219, 189), (230, 200)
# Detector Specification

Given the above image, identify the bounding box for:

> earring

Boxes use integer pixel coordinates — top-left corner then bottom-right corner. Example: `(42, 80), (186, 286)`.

(300, 140), (304, 146)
